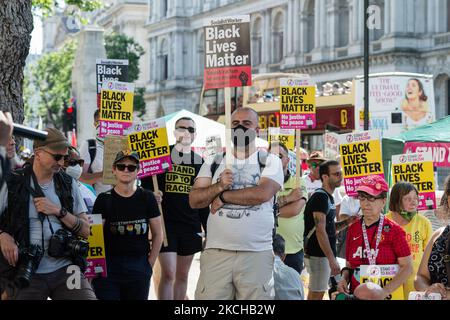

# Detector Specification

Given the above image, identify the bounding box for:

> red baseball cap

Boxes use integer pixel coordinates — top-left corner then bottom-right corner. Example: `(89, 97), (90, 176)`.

(356, 175), (389, 197)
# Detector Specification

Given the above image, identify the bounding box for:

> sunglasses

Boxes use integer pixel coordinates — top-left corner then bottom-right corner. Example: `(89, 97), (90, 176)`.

(40, 149), (69, 162)
(357, 194), (383, 202)
(115, 164), (139, 172)
(310, 162), (322, 169)
(66, 159), (85, 167)
(176, 126), (195, 134)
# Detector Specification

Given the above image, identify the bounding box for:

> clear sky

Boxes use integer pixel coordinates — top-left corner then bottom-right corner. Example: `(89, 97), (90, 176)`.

(30, 15), (43, 55)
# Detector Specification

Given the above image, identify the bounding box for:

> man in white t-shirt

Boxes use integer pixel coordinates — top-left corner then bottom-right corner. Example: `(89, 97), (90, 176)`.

(303, 151), (342, 215)
(190, 107), (284, 300)
(79, 110), (111, 195)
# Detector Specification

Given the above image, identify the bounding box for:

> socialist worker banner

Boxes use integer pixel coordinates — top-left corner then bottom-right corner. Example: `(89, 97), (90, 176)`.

(99, 81), (134, 138)
(280, 77), (316, 129)
(392, 152), (436, 210)
(203, 15), (251, 90)
(339, 131), (384, 197)
(96, 59), (129, 108)
(126, 118), (172, 178)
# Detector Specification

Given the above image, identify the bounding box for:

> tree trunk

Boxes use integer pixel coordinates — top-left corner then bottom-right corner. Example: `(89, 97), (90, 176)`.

(0, 0), (33, 124)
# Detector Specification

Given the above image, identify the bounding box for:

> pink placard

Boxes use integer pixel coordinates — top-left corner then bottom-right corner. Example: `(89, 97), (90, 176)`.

(137, 154), (172, 178)
(344, 173), (386, 197)
(85, 258), (107, 279)
(404, 142), (450, 167)
(99, 120), (132, 138)
(280, 114), (316, 130)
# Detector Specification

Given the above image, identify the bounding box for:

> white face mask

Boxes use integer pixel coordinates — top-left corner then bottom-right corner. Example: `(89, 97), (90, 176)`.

(66, 164), (83, 180)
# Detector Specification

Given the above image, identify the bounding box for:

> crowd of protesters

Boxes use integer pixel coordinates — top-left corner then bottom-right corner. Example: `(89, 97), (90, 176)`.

(0, 108), (449, 300)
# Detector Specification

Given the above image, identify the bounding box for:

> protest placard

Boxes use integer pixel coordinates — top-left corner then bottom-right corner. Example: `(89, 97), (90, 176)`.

(324, 132), (340, 160)
(102, 135), (129, 185)
(359, 264), (404, 300)
(96, 59), (129, 108)
(127, 118), (172, 179)
(268, 127), (295, 150)
(85, 214), (107, 279)
(280, 77), (316, 129)
(392, 152), (436, 210)
(99, 81), (134, 138)
(339, 130), (384, 197)
(203, 15), (251, 90)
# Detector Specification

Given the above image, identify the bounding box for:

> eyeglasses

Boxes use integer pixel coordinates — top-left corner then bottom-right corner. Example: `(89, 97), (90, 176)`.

(357, 194), (383, 202)
(66, 159), (85, 167)
(176, 126), (195, 134)
(40, 149), (69, 162)
(115, 164), (139, 172)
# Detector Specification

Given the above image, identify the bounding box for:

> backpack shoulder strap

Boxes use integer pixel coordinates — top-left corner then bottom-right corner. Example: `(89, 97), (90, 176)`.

(87, 139), (97, 174)
(305, 188), (332, 241)
(257, 150), (268, 170)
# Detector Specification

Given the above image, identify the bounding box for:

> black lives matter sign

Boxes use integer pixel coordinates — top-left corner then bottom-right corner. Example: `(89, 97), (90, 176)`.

(204, 16), (251, 90)
(96, 59), (129, 107)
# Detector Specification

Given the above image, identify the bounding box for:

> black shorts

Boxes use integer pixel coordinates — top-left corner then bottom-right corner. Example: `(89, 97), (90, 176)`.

(160, 231), (202, 256)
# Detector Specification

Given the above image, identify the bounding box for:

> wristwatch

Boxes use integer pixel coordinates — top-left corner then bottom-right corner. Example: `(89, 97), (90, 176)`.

(58, 207), (68, 219)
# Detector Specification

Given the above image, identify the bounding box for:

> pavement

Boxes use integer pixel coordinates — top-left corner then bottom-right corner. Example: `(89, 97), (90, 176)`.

(148, 252), (201, 300)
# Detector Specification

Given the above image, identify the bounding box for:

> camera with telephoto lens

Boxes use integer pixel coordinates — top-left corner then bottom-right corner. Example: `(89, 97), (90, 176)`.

(14, 244), (43, 289)
(48, 229), (89, 259)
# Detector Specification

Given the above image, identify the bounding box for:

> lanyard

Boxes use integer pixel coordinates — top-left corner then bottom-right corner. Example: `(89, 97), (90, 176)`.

(361, 214), (384, 265)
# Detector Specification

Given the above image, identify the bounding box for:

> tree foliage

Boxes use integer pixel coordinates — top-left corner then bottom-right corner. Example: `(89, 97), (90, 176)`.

(32, 0), (101, 16)
(28, 39), (76, 129)
(104, 33), (146, 117)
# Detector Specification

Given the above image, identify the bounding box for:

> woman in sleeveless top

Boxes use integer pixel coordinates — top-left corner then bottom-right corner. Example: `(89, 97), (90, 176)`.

(415, 225), (450, 299)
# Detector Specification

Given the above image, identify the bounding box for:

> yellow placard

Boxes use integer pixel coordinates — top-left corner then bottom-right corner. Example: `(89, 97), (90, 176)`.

(359, 264), (404, 300)
(269, 133), (295, 150)
(100, 90), (134, 123)
(391, 152), (436, 210)
(88, 224), (106, 259)
(360, 276), (404, 300)
(340, 139), (383, 178)
(128, 127), (170, 161)
(280, 86), (316, 114)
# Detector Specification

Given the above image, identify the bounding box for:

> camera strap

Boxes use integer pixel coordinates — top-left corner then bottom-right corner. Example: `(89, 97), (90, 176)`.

(27, 171), (56, 252)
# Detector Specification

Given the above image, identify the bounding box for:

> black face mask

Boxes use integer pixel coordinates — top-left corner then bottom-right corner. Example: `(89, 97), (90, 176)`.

(232, 124), (256, 147)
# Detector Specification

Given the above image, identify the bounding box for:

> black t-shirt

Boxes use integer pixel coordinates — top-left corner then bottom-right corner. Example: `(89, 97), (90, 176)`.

(141, 145), (208, 234)
(303, 188), (337, 257)
(92, 187), (160, 257)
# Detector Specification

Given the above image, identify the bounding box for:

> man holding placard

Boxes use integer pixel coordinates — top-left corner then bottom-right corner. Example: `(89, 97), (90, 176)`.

(190, 107), (284, 300)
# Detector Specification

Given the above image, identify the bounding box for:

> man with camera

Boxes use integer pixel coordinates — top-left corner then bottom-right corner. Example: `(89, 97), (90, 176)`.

(0, 128), (96, 300)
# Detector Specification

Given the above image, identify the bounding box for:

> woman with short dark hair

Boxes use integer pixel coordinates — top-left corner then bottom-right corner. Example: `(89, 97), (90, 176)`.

(386, 181), (433, 299)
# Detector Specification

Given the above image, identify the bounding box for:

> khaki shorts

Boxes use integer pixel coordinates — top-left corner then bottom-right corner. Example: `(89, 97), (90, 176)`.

(195, 248), (274, 300)
(304, 256), (331, 292)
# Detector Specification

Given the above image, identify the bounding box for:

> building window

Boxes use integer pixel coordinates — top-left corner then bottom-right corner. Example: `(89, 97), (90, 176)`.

(305, 0), (315, 52)
(272, 12), (284, 63)
(337, 0), (349, 47)
(160, 39), (169, 80)
(252, 18), (262, 66)
(161, 0), (168, 18)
